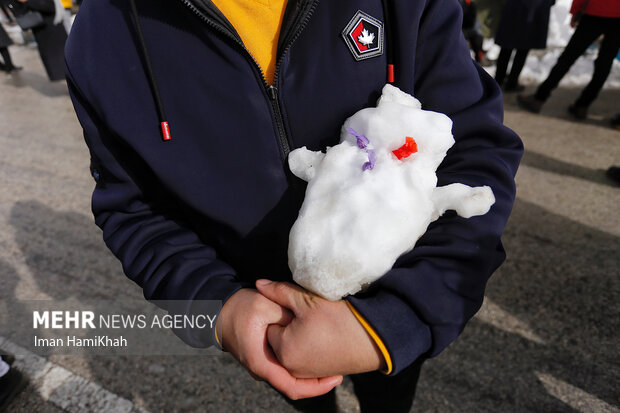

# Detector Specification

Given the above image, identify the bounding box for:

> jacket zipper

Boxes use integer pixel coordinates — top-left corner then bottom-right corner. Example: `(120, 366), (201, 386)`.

(179, 0), (318, 159)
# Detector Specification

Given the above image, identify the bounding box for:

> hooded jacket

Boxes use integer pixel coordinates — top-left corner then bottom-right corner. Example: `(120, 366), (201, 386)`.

(65, 0), (523, 376)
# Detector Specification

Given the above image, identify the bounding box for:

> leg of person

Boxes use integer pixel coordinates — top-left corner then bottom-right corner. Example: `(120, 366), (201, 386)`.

(0, 356), (27, 412)
(494, 48), (513, 87)
(0, 47), (20, 73)
(470, 33), (485, 63)
(462, 29), (477, 61)
(534, 15), (603, 101)
(504, 49), (529, 92)
(350, 358), (424, 413)
(571, 18), (620, 113)
(0, 47), (8, 71)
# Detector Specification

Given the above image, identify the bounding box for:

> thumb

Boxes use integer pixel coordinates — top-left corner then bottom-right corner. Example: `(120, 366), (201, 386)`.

(256, 280), (310, 313)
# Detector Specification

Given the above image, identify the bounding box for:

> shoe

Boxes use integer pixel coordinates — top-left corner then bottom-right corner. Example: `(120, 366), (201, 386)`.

(0, 354), (14, 366)
(610, 114), (620, 131)
(606, 166), (620, 186)
(0, 368), (27, 412)
(5, 66), (22, 74)
(517, 94), (544, 114)
(568, 103), (587, 120)
(478, 56), (492, 67)
(503, 83), (526, 93)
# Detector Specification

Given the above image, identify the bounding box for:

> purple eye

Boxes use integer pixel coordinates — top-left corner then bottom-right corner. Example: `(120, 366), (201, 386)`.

(347, 128), (369, 149)
(347, 128), (376, 172)
(363, 150), (376, 171)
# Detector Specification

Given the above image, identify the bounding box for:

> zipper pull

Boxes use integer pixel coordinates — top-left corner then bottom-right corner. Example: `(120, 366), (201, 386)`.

(268, 85), (278, 100)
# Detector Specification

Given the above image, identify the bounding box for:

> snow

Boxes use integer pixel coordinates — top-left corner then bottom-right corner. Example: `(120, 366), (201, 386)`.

(288, 85), (495, 301)
(484, 0), (620, 88)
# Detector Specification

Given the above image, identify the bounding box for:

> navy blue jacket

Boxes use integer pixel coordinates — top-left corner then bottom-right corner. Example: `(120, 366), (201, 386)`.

(65, 0), (523, 375)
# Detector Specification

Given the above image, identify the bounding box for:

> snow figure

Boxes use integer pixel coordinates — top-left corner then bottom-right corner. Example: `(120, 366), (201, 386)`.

(288, 84), (495, 301)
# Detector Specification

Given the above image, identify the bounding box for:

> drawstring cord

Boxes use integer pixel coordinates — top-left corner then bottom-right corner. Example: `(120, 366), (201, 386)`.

(381, 0), (395, 84)
(129, 0), (172, 141)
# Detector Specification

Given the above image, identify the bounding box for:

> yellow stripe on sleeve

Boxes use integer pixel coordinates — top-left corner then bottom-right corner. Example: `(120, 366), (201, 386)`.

(214, 320), (223, 351)
(345, 301), (393, 375)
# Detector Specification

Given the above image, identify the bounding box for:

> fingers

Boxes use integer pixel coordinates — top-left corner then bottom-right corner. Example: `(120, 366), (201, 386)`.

(258, 342), (342, 400)
(242, 334), (342, 400)
(256, 280), (311, 312)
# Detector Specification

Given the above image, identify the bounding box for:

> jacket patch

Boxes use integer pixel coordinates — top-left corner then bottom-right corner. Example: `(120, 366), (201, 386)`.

(342, 10), (384, 61)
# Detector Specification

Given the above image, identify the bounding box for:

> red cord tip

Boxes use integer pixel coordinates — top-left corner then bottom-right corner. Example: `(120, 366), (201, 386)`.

(387, 64), (395, 84)
(161, 122), (172, 141)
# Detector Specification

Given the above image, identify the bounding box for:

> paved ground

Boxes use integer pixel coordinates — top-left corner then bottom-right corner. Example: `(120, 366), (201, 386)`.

(0, 44), (619, 413)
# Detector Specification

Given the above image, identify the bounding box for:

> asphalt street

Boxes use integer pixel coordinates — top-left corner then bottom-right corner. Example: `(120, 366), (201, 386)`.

(1, 45), (619, 413)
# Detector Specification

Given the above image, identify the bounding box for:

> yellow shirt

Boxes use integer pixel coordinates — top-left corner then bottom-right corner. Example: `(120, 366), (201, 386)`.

(211, 0), (288, 85)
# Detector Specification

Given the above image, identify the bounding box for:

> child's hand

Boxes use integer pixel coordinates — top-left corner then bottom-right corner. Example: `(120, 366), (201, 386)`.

(255, 280), (385, 379)
(217, 288), (342, 400)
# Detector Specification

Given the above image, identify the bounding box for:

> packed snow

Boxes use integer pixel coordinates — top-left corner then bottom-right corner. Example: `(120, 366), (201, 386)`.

(484, 0), (620, 88)
(288, 85), (495, 301)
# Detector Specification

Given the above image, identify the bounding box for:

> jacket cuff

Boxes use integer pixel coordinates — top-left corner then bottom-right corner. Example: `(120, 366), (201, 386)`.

(192, 276), (252, 349)
(347, 290), (432, 376)
(345, 301), (393, 374)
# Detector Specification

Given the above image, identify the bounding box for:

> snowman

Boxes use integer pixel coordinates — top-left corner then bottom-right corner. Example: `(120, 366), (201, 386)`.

(287, 84), (495, 301)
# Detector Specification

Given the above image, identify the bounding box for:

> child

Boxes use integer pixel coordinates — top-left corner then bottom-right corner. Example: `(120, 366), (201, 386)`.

(65, 0), (522, 410)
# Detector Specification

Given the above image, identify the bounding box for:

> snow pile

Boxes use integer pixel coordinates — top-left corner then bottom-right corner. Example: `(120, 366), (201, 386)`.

(485, 0), (620, 88)
(288, 85), (495, 301)
(547, 0), (574, 49)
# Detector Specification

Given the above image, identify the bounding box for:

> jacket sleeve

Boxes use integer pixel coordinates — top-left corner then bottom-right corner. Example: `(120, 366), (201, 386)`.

(346, 0), (523, 375)
(570, 0), (586, 15)
(65, 70), (251, 347)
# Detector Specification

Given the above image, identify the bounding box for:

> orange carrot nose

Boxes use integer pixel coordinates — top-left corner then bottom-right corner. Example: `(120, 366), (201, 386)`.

(392, 137), (418, 160)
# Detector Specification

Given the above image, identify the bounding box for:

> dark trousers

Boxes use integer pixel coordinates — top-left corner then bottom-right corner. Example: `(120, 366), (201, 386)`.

(535, 14), (620, 107)
(495, 48), (529, 87)
(464, 28), (484, 62)
(283, 358), (424, 413)
(0, 47), (15, 71)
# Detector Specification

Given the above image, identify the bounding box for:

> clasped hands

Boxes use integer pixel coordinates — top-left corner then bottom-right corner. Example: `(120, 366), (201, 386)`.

(216, 280), (384, 400)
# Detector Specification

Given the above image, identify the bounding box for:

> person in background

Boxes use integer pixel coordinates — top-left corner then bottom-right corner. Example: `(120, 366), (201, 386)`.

(5, 0), (67, 81)
(494, 0), (554, 92)
(0, 15), (21, 73)
(0, 354), (27, 412)
(459, 0), (489, 65)
(518, 0), (620, 118)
